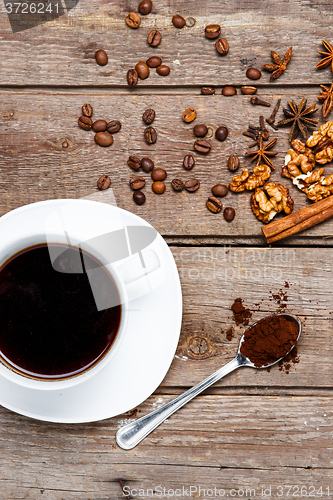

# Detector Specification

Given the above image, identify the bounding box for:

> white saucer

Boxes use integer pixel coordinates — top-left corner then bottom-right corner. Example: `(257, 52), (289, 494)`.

(0, 200), (182, 423)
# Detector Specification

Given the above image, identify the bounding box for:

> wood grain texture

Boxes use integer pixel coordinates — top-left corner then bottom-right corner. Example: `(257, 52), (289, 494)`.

(0, 395), (333, 499)
(1, 91), (333, 240)
(1, 0), (333, 86)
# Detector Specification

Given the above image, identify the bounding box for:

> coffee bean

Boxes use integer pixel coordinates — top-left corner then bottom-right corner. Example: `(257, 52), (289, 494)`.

(152, 181), (165, 194)
(126, 12), (141, 28)
(172, 14), (186, 28)
(133, 191), (146, 205)
(215, 38), (229, 55)
(183, 154), (195, 170)
(94, 131), (113, 147)
(142, 108), (155, 124)
(206, 196), (222, 213)
(130, 176), (146, 190)
(185, 179), (200, 192)
(95, 49), (108, 66)
(246, 67), (261, 80)
(107, 120), (122, 133)
(127, 156), (141, 170)
(141, 157), (154, 172)
(147, 56), (162, 68)
(97, 175), (111, 190)
(78, 116), (92, 130)
(135, 61), (150, 80)
(144, 126), (157, 144)
(156, 64), (170, 76)
(151, 168), (167, 181)
(82, 103), (93, 117)
(194, 139), (211, 154)
(205, 24), (221, 39)
(193, 124), (208, 137)
(93, 119), (107, 132)
(183, 108), (197, 123)
(147, 30), (162, 47)
(127, 69), (138, 86)
(224, 207), (235, 222)
(227, 155), (240, 171)
(201, 87), (215, 95)
(241, 85), (257, 95)
(215, 126), (229, 142)
(138, 0), (152, 15)
(212, 184), (228, 197)
(171, 178), (184, 191)
(222, 86), (237, 96)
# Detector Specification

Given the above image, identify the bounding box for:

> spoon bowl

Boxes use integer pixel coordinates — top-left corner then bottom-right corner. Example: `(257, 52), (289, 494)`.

(116, 313), (301, 450)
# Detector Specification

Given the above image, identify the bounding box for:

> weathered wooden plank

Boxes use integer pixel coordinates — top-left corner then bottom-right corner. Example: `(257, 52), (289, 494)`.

(0, 395), (333, 499)
(0, 0), (333, 86)
(1, 91), (332, 239)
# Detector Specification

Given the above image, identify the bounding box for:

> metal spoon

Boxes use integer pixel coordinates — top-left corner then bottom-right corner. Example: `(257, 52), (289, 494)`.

(116, 313), (301, 450)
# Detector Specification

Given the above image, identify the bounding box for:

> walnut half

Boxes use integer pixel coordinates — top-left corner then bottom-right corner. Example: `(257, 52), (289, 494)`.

(282, 139), (315, 179)
(229, 165), (271, 192)
(251, 181), (294, 223)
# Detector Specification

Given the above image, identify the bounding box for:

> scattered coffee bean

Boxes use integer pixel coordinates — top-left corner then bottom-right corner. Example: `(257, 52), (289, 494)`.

(171, 178), (184, 191)
(127, 69), (138, 86)
(144, 126), (157, 144)
(183, 108), (197, 123)
(147, 30), (162, 47)
(151, 168), (167, 181)
(126, 12), (141, 28)
(241, 85), (257, 95)
(246, 67), (261, 80)
(201, 87), (215, 95)
(138, 0), (152, 15)
(95, 49), (108, 66)
(82, 103), (93, 117)
(156, 64), (170, 76)
(133, 190), (146, 205)
(227, 155), (240, 171)
(183, 154), (195, 170)
(135, 61), (150, 80)
(97, 175), (111, 190)
(93, 119), (107, 132)
(172, 14), (186, 28)
(130, 176), (146, 190)
(107, 120), (122, 133)
(215, 38), (229, 55)
(205, 24), (221, 39)
(212, 184), (228, 197)
(141, 157), (154, 172)
(224, 206), (235, 222)
(193, 124), (208, 137)
(194, 139), (211, 154)
(185, 179), (200, 192)
(127, 156), (141, 170)
(142, 108), (155, 124)
(95, 131), (114, 147)
(147, 56), (162, 68)
(206, 196), (222, 213)
(222, 86), (237, 96)
(152, 181), (166, 194)
(78, 116), (92, 130)
(215, 126), (229, 142)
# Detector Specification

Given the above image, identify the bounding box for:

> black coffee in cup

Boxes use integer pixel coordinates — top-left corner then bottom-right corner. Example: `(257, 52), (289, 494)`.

(0, 243), (121, 379)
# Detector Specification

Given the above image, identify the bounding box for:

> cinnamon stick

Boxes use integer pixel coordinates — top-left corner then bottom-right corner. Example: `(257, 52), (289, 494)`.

(262, 195), (333, 243)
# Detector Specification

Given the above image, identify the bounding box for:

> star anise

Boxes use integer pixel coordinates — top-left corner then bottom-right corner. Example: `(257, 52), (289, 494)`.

(316, 39), (333, 73)
(262, 47), (292, 81)
(276, 98), (318, 143)
(317, 82), (333, 117)
(245, 136), (278, 169)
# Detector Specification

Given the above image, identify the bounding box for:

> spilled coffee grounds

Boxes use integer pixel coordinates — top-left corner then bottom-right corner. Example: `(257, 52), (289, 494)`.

(240, 314), (299, 367)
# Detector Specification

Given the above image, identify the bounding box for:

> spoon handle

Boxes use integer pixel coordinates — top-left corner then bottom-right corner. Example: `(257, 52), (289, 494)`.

(116, 354), (244, 450)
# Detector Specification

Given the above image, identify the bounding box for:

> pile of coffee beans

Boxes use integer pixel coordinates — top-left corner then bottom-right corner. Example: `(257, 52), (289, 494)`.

(127, 154), (168, 203)
(78, 103), (121, 148)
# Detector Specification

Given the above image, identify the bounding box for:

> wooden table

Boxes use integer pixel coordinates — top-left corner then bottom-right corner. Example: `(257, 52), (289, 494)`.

(1, 1), (333, 498)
